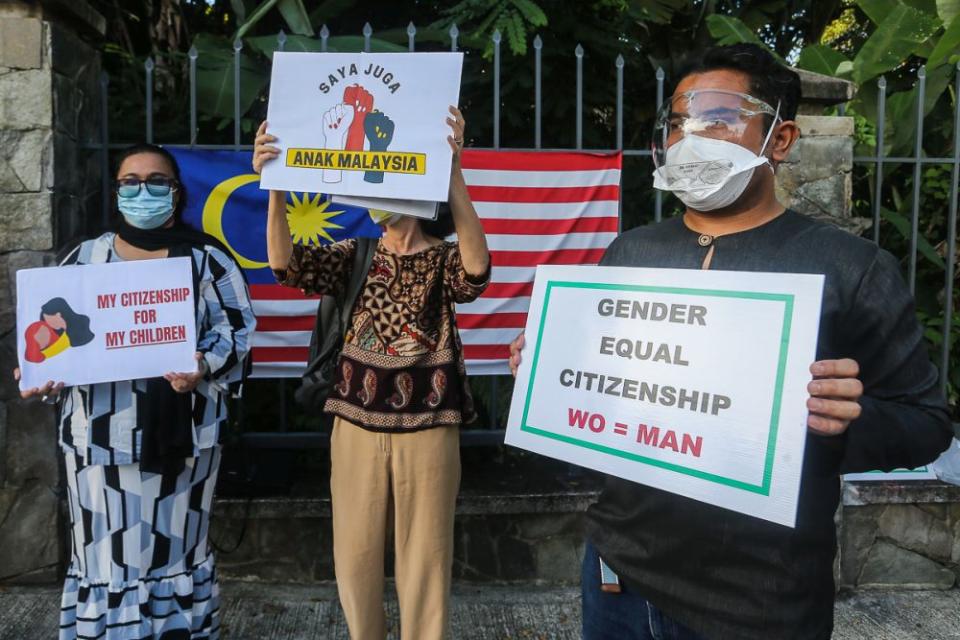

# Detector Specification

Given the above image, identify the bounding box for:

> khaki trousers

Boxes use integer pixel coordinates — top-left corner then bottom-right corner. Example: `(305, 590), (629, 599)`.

(330, 417), (461, 640)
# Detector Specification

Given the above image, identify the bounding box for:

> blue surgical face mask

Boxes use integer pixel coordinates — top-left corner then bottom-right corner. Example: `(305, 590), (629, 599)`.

(118, 190), (175, 229)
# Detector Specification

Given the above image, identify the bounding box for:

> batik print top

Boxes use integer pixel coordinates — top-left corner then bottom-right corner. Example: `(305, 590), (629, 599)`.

(56, 233), (256, 465)
(276, 238), (490, 432)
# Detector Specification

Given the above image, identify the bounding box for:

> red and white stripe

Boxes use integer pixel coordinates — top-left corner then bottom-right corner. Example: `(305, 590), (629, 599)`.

(457, 150), (621, 374)
(249, 150), (622, 378)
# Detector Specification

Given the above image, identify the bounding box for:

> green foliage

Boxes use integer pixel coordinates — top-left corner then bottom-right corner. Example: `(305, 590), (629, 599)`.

(879, 207), (946, 269)
(928, 13), (960, 67)
(850, 4), (941, 83)
(705, 14), (769, 47)
(797, 43), (849, 75)
(438, 0), (549, 56)
(936, 0), (960, 24)
(882, 62), (954, 154)
(626, 0), (688, 23)
(193, 33), (268, 122)
(235, 0), (313, 39)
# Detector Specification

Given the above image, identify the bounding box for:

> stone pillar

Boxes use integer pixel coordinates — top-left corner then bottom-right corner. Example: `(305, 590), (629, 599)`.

(0, 0), (104, 584)
(775, 69), (863, 234)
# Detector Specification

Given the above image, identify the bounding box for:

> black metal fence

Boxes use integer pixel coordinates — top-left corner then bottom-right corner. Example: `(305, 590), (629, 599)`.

(85, 23), (960, 450)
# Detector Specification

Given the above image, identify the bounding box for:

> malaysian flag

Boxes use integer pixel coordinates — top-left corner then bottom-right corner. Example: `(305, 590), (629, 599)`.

(171, 149), (621, 377)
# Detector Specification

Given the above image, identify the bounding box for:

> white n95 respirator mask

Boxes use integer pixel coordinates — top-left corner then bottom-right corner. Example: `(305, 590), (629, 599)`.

(651, 89), (781, 212)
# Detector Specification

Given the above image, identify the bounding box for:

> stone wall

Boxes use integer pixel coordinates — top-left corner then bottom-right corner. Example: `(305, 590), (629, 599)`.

(0, 0), (103, 584)
(211, 492), (590, 584)
(775, 69), (863, 234)
(840, 482), (960, 591)
(777, 114), (863, 233)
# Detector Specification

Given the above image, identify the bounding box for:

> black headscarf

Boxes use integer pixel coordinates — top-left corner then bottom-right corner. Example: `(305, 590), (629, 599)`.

(117, 219), (245, 475)
(108, 144), (249, 475)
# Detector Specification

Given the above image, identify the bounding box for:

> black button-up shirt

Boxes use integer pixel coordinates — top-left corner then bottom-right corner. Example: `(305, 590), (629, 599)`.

(586, 210), (952, 640)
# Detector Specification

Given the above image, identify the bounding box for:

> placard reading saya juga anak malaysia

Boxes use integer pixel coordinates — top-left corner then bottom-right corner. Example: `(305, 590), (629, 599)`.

(506, 265), (825, 528)
(16, 258), (198, 390)
(260, 52), (463, 209)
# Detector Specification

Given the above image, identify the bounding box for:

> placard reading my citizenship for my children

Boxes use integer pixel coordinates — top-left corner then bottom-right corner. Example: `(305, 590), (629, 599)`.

(260, 52), (464, 204)
(506, 265), (825, 527)
(16, 258), (198, 390)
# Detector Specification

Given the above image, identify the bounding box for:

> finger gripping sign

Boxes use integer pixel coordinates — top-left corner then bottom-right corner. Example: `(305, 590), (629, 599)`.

(260, 52), (463, 207)
(16, 258), (198, 390)
(506, 265), (825, 527)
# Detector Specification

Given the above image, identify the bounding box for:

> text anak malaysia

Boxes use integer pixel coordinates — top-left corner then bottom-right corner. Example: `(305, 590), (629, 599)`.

(96, 288), (190, 349)
(559, 298), (732, 416)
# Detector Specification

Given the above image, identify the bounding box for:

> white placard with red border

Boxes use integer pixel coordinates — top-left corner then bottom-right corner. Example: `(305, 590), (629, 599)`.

(16, 258), (197, 390)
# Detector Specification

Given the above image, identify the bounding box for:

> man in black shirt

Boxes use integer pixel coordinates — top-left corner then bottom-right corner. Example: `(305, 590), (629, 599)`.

(508, 44), (953, 639)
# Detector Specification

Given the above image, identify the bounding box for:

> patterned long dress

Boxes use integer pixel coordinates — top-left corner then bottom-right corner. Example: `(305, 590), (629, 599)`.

(55, 233), (255, 640)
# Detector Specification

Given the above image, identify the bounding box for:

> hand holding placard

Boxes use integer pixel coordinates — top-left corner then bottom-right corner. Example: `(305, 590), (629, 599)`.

(806, 358), (863, 435)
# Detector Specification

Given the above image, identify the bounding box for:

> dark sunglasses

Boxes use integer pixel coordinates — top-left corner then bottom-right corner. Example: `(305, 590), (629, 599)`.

(115, 176), (178, 198)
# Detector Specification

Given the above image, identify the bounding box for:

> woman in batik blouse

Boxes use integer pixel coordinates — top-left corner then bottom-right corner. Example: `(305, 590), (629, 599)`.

(253, 106), (489, 640)
(16, 144), (255, 640)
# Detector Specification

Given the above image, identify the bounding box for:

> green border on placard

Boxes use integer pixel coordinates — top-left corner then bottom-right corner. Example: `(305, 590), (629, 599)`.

(519, 281), (794, 496)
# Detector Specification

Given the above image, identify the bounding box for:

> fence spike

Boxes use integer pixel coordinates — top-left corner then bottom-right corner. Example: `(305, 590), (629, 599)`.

(492, 28), (501, 43)
(320, 24), (329, 52)
(449, 23), (459, 51)
(575, 45), (583, 149)
(277, 29), (287, 51)
(534, 34), (542, 148)
(188, 45), (198, 60)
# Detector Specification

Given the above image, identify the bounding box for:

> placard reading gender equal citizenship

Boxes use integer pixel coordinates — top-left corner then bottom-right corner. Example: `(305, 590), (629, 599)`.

(506, 265), (825, 527)
(17, 258), (197, 390)
(260, 52), (463, 209)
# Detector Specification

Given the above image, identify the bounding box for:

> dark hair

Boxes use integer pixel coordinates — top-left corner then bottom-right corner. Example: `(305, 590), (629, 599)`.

(421, 202), (456, 240)
(114, 143), (188, 220)
(40, 298), (95, 346)
(675, 43), (801, 124)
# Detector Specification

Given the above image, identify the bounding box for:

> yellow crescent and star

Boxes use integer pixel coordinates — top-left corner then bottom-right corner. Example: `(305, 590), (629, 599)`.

(202, 173), (384, 267)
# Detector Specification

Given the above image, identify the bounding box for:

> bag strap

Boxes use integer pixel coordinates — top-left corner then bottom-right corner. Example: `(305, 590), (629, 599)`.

(338, 237), (377, 336)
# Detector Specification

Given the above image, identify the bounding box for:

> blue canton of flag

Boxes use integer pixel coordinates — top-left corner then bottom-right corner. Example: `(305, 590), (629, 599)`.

(170, 149), (383, 285)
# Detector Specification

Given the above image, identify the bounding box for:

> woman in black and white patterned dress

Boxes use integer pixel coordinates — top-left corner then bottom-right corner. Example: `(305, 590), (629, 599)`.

(16, 144), (255, 640)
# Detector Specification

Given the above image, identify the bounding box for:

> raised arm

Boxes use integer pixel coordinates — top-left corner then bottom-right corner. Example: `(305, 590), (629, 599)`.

(253, 120), (354, 296)
(253, 121), (294, 271)
(446, 106), (489, 278)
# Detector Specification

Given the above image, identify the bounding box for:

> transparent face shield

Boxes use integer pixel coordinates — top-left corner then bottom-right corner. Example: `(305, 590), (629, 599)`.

(652, 89), (779, 169)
